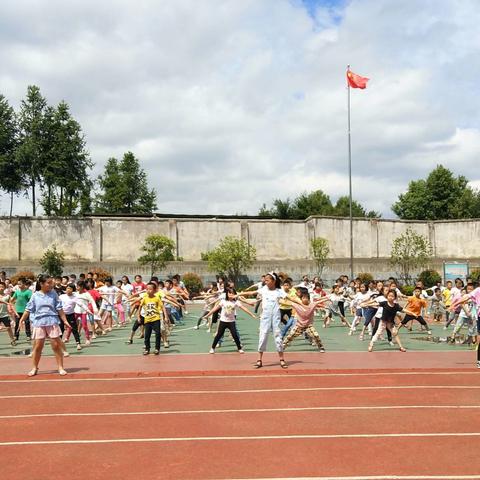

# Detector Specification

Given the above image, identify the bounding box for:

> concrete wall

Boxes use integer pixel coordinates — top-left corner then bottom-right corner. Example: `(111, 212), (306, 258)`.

(1, 215), (480, 280)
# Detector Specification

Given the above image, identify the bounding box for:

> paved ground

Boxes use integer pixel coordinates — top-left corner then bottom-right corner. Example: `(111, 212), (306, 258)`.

(0, 304), (474, 358)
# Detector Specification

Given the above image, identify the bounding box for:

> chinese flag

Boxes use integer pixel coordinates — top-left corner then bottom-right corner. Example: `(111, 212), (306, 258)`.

(347, 70), (369, 89)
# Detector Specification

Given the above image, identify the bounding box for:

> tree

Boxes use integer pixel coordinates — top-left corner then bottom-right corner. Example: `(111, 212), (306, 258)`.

(96, 151), (157, 214)
(0, 95), (25, 217)
(310, 237), (329, 278)
(333, 196), (380, 218)
(39, 244), (65, 277)
(40, 101), (92, 216)
(259, 190), (378, 219)
(392, 165), (480, 220)
(137, 235), (176, 276)
(390, 227), (432, 285)
(202, 236), (256, 284)
(16, 85), (48, 216)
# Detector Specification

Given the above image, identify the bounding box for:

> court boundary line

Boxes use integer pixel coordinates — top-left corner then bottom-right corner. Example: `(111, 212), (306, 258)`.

(1, 432), (479, 446)
(1, 384), (480, 399)
(1, 404), (479, 420)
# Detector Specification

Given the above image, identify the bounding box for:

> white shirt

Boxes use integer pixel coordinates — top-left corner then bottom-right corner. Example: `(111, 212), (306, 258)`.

(259, 286), (286, 310)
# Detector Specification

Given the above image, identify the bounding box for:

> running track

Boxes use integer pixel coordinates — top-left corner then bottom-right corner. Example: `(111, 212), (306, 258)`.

(1, 358), (480, 479)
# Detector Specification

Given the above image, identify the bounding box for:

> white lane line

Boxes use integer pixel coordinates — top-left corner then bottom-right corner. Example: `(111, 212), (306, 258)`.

(0, 432), (479, 446)
(1, 371), (478, 383)
(229, 476), (480, 480)
(1, 385), (479, 399)
(1, 404), (479, 420)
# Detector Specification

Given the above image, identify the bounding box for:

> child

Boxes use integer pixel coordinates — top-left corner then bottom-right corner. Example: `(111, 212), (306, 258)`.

(397, 287), (432, 335)
(450, 284), (477, 344)
(138, 282), (167, 355)
(98, 277), (120, 331)
(450, 285), (480, 368)
(324, 285), (350, 329)
(10, 278), (33, 341)
(282, 290), (328, 351)
(362, 289), (407, 352)
(59, 283), (82, 351)
(0, 282), (16, 346)
(74, 280), (98, 345)
(206, 287), (255, 354)
(114, 280), (127, 327)
(19, 274), (70, 376)
(194, 286), (220, 330)
(429, 287), (446, 323)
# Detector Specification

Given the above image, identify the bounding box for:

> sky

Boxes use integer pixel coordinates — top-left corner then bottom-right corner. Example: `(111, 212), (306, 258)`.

(1, 0), (479, 217)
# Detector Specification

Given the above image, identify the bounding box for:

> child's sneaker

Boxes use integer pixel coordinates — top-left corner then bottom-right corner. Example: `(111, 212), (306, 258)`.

(153, 350), (159, 355)
(209, 348), (215, 354)
(85, 339), (91, 346)
(238, 349), (244, 354)
(477, 361), (480, 369)
(143, 349), (149, 355)
(76, 344), (82, 351)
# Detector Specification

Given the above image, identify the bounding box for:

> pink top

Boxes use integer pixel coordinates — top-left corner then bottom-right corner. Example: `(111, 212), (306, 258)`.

(468, 287), (480, 306)
(290, 303), (317, 328)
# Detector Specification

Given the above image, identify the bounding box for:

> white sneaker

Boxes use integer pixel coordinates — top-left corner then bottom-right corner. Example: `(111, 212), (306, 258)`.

(194, 326), (199, 330)
(477, 361), (480, 369)
(76, 344), (82, 351)
(389, 341), (394, 347)
(85, 340), (91, 346)
(427, 330), (432, 335)
(348, 331), (353, 336)
(209, 348), (215, 354)
(238, 349), (244, 354)
(63, 351), (70, 357)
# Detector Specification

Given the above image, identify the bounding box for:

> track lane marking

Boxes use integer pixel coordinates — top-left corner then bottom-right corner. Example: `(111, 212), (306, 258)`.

(1, 432), (480, 446)
(1, 404), (479, 420)
(1, 385), (479, 399)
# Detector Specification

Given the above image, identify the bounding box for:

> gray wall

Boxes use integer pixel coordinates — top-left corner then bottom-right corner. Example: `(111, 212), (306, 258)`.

(1, 215), (479, 281)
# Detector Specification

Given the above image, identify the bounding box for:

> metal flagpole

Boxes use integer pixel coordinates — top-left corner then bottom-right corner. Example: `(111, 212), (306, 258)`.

(347, 65), (354, 280)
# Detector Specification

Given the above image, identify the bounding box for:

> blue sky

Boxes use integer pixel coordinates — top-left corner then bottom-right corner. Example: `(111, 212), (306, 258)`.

(0, 0), (479, 217)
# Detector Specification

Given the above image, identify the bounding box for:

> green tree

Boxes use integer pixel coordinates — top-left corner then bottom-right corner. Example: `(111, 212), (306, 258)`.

(310, 237), (329, 278)
(96, 151), (157, 214)
(390, 227), (433, 285)
(39, 244), (65, 277)
(16, 85), (48, 216)
(40, 101), (92, 216)
(0, 95), (25, 217)
(333, 196), (380, 218)
(392, 165), (480, 220)
(137, 234), (176, 276)
(202, 236), (256, 284)
(259, 190), (377, 219)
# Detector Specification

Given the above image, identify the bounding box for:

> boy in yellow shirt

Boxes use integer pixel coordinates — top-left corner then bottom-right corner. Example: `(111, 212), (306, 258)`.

(138, 283), (167, 355)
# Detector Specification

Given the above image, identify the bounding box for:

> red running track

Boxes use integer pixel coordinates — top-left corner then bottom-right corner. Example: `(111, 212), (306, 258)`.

(1, 370), (480, 479)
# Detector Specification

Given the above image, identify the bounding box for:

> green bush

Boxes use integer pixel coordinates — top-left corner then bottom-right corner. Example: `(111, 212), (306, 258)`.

(357, 272), (374, 285)
(39, 244), (65, 278)
(417, 269), (442, 288)
(182, 272), (203, 295)
(400, 285), (415, 296)
(470, 268), (480, 284)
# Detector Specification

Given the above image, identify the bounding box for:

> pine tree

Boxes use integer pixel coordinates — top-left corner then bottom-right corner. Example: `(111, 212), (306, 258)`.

(16, 85), (48, 216)
(0, 95), (25, 217)
(95, 152), (157, 214)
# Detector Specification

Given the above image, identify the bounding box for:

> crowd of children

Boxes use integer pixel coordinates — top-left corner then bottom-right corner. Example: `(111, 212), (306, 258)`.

(0, 269), (479, 375)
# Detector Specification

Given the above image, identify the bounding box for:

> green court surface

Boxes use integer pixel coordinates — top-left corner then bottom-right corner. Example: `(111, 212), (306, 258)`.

(0, 304), (475, 358)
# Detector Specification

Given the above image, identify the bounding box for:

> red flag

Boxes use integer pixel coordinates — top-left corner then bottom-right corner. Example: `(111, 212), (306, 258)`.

(347, 70), (369, 89)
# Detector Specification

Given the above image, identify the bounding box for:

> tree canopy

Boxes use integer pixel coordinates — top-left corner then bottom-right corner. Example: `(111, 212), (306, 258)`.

(95, 151), (157, 214)
(259, 190), (380, 219)
(392, 165), (480, 220)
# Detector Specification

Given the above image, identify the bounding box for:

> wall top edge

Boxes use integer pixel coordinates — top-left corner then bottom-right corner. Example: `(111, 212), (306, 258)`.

(1, 215), (480, 225)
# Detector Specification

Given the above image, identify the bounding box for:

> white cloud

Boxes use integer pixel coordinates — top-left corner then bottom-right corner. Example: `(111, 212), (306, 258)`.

(1, 0), (479, 217)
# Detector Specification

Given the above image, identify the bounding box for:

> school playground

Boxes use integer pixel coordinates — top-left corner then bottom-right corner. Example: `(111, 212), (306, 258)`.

(0, 305), (479, 480)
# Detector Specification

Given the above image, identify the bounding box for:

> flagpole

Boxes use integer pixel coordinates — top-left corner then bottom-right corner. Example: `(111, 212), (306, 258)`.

(347, 65), (354, 280)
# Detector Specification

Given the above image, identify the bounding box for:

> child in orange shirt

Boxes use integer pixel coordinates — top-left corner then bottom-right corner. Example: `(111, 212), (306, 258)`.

(397, 286), (431, 335)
